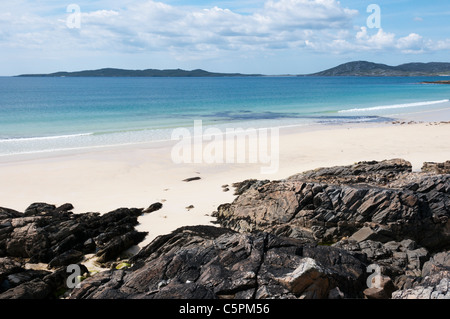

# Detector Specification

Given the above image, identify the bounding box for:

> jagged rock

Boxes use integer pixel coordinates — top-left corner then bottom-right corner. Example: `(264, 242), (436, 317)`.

(5, 269), (51, 290)
(0, 264), (83, 299)
(0, 203), (148, 298)
(69, 226), (367, 299)
(349, 225), (393, 243)
(48, 250), (84, 268)
(0, 257), (24, 293)
(231, 179), (270, 195)
(422, 161), (450, 174)
(2, 159), (449, 299)
(95, 231), (148, 263)
(392, 251), (450, 299)
(215, 160), (450, 252)
(0, 204), (147, 264)
(288, 159), (412, 186)
(0, 278), (52, 299)
(333, 239), (428, 279)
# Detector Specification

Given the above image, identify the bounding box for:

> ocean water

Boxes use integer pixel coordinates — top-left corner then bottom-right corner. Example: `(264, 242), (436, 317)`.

(0, 76), (449, 156)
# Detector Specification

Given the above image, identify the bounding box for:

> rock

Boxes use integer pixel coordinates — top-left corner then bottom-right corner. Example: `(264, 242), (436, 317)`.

(95, 231), (148, 263)
(143, 202), (163, 214)
(215, 159), (450, 252)
(24, 203), (57, 216)
(349, 225), (392, 243)
(5, 269), (50, 289)
(422, 251), (450, 278)
(0, 204), (147, 264)
(422, 161), (450, 174)
(406, 248), (428, 270)
(0, 257), (25, 293)
(392, 251), (450, 299)
(288, 159), (412, 186)
(273, 257), (329, 298)
(0, 203), (148, 298)
(333, 238), (430, 281)
(70, 226), (366, 299)
(55, 203), (74, 213)
(1, 158), (449, 299)
(231, 179), (270, 195)
(48, 250), (84, 268)
(183, 177), (201, 182)
(0, 278), (51, 299)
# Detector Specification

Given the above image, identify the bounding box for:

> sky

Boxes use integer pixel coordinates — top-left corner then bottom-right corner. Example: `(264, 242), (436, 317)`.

(0, 0), (449, 75)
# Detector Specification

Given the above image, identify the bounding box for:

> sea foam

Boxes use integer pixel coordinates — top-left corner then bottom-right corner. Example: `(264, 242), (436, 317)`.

(338, 99), (450, 113)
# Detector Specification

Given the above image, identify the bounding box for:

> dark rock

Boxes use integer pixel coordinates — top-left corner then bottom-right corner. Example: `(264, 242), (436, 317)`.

(0, 257), (24, 293)
(5, 269), (50, 290)
(55, 203), (74, 213)
(95, 231), (148, 263)
(333, 238), (430, 277)
(48, 249), (84, 268)
(0, 278), (51, 299)
(0, 203), (149, 298)
(0, 204), (147, 264)
(215, 159), (450, 252)
(422, 161), (450, 174)
(183, 177), (201, 182)
(2, 158), (449, 299)
(232, 179), (270, 196)
(143, 202), (163, 214)
(392, 251), (450, 299)
(70, 226), (366, 299)
(24, 203), (56, 216)
(288, 159), (412, 186)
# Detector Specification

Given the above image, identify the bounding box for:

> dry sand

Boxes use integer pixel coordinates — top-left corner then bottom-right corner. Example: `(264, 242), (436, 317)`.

(1, 111), (450, 247)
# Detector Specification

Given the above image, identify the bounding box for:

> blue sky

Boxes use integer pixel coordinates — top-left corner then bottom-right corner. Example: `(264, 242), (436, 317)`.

(0, 0), (449, 75)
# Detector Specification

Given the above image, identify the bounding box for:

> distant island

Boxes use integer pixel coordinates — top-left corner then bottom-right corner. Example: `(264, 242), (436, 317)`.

(306, 61), (450, 77)
(17, 68), (262, 78)
(16, 61), (450, 77)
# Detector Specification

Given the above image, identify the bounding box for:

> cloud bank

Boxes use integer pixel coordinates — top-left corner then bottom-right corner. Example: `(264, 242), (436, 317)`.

(0, 0), (449, 61)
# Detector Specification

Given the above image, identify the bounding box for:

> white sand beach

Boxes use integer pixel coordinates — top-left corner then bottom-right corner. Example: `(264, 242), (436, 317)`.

(1, 108), (450, 247)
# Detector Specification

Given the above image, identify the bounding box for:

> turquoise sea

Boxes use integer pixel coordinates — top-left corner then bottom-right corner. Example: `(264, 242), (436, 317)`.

(0, 76), (449, 156)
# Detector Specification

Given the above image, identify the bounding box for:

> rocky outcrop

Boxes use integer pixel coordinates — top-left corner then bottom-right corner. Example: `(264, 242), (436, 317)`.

(0, 203), (148, 299)
(1, 159), (448, 299)
(422, 161), (450, 174)
(392, 251), (450, 299)
(214, 159), (450, 252)
(69, 226), (367, 299)
(0, 203), (147, 265)
(288, 158), (413, 186)
(213, 159), (450, 299)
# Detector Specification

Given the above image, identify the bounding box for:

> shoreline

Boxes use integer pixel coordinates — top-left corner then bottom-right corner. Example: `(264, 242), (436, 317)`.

(1, 108), (450, 246)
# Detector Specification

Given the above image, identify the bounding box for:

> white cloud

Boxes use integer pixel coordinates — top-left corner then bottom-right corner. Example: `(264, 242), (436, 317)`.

(0, 0), (358, 53)
(396, 33), (424, 53)
(356, 27), (396, 49)
(0, 0), (449, 61)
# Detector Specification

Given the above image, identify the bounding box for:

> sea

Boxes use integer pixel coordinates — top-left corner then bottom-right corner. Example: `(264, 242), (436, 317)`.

(0, 76), (449, 156)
